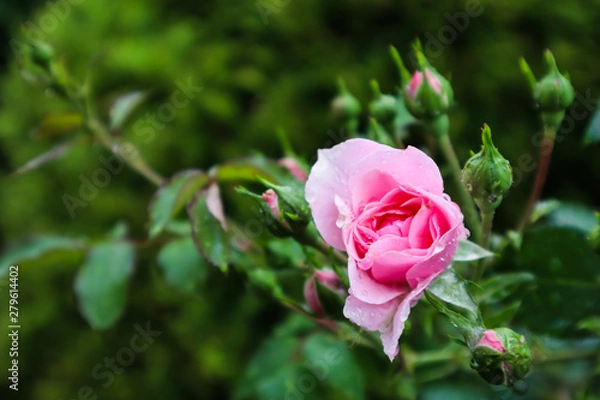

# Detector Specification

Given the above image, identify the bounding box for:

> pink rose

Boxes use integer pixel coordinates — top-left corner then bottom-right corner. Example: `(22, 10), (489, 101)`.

(305, 138), (467, 360)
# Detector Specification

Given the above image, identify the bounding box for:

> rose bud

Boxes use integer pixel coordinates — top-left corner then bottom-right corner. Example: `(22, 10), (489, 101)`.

(471, 328), (531, 387)
(534, 51), (574, 112)
(462, 124), (512, 214)
(520, 50), (575, 129)
(369, 80), (398, 126)
(28, 40), (56, 71)
(257, 177), (311, 232)
(235, 187), (292, 237)
(278, 157), (308, 182)
(390, 44), (454, 121)
(303, 270), (345, 316)
(331, 78), (361, 134)
(404, 67), (454, 121)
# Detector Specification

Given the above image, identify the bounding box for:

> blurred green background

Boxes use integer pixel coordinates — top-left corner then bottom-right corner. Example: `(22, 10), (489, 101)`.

(0, 0), (599, 399)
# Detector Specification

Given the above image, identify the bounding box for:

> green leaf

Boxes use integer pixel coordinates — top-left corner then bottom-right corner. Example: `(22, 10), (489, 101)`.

(148, 170), (208, 238)
(33, 112), (83, 137)
(74, 241), (135, 329)
(475, 272), (535, 305)
(544, 202), (597, 233)
(12, 140), (76, 176)
(247, 268), (284, 299)
(157, 237), (208, 293)
(427, 268), (480, 322)
(512, 227), (600, 336)
(215, 154), (295, 185)
(0, 236), (85, 276)
(453, 240), (494, 262)
(109, 90), (148, 130)
(425, 268), (484, 347)
(530, 199), (561, 224)
(583, 104), (600, 145)
(578, 316), (600, 336)
(234, 316), (309, 400)
(265, 238), (305, 268)
(483, 300), (522, 327)
(303, 333), (365, 400)
(187, 185), (229, 272)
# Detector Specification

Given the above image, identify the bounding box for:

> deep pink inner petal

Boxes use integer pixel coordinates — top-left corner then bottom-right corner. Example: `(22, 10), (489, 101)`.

(344, 184), (458, 285)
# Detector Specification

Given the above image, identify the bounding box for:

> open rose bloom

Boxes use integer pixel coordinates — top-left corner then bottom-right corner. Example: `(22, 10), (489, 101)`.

(305, 138), (468, 360)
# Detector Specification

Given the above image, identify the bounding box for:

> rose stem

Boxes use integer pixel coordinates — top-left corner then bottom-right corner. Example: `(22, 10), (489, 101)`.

(473, 210), (494, 281)
(434, 119), (482, 242)
(517, 126), (556, 232)
(296, 227), (349, 265)
(72, 74), (165, 187)
(86, 118), (165, 186)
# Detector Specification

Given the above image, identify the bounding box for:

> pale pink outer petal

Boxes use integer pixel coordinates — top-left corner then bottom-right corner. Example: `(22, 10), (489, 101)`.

(343, 266), (449, 361)
(347, 258), (408, 305)
(206, 183), (227, 231)
(382, 267), (448, 360)
(305, 138), (390, 250)
(348, 146), (444, 212)
(343, 294), (401, 333)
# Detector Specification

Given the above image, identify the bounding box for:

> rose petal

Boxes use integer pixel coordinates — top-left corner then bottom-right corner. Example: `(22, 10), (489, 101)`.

(380, 267), (447, 360)
(343, 294), (400, 332)
(369, 246), (428, 284)
(344, 264), (448, 361)
(305, 138), (388, 250)
(405, 223), (466, 289)
(348, 146), (444, 214)
(408, 203), (435, 249)
(347, 258), (408, 304)
(348, 170), (400, 212)
(206, 183), (227, 231)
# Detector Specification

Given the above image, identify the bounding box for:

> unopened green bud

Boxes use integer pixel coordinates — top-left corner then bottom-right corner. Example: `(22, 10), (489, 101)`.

(471, 328), (531, 387)
(462, 125), (512, 213)
(534, 50), (575, 112)
(331, 78), (361, 125)
(29, 40), (55, 71)
(368, 80), (397, 125)
(521, 50), (575, 130)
